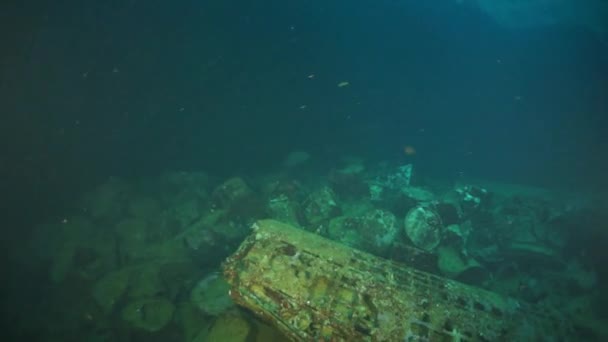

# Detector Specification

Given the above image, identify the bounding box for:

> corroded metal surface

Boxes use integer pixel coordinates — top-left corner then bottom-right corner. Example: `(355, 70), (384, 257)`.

(223, 219), (573, 341)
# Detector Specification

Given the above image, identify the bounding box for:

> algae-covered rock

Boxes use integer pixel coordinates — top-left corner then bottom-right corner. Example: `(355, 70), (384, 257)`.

(453, 185), (489, 218)
(200, 311), (252, 342)
(212, 177), (265, 220)
(267, 194), (302, 227)
(191, 272), (234, 315)
(402, 186), (435, 202)
(176, 302), (211, 342)
(114, 218), (150, 262)
(359, 209), (400, 255)
(127, 264), (166, 299)
(438, 246), (476, 277)
(212, 177), (254, 209)
(92, 269), (130, 314)
(368, 164), (413, 201)
(303, 186), (341, 233)
(171, 196), (205, 229)
(121, 297), (175, 332)
(48, 216), (116, 283)
(326, 209), (399, 257)
(328, 216), (363, 248)
(404, 204), (443, 251)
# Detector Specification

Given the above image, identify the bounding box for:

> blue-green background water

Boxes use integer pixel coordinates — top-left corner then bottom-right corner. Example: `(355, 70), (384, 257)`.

(2, 0), (607, 340)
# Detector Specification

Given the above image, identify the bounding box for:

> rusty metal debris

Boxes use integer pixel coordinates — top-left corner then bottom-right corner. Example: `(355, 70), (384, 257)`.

(223, 219), (574, 341)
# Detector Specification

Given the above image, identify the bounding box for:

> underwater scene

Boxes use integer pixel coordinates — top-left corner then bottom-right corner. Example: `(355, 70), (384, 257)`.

(2, 0), (608, 341)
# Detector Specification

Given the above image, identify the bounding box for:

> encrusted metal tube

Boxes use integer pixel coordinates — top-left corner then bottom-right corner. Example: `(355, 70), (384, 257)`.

(223, 219), (573, 341)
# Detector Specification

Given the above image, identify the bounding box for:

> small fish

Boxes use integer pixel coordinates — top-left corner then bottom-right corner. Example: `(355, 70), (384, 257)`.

(337, 81), (350, 88)
(403, 145), (416, 156)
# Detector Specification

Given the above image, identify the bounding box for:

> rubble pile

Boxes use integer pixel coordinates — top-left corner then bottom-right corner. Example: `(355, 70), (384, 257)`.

(20, 157), (608, 340)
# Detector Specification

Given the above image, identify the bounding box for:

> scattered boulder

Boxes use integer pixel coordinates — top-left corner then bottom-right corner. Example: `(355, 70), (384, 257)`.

(176, 302), (211, 342)
(329, 209), (400, 256)
(92, 269), (130, 314)
(190, 272), (234, 316)
(121, 297), (175, 332)
(199, 311), (252, 342)
(453, 185), (490, 218)
(267, 194), (302, 227)
(212, 177), (265, 219)
(437, 246), (486, 284)
(303, 186), (341, 234)
(368, 164), (413, 202)
(127, 264), (167, 300)
(404, 204), (443, 251)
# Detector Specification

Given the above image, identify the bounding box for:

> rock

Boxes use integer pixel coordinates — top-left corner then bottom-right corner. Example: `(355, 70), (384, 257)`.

(182, 217), (224, 253)
(358, 210), (401, 256)
(437, 246), (485, 283)
(190, 272), (234, 316)
(261, 178), (301, 200)
(127, 264), (167, 299)
(176, 302), (210, 342)
(159, 260), (203, 300)
(179, 209), (248, 257)
(114, 218), (150, 261)
(267, 194), (302, 227)
(168, 193), (206, 230)
(328, 216), (363, 248)
(48, 217), (116, 283)
(200, 311), (252, 342)
(444, 223), (473, 248)
(402, 186), (435, 202)
(212, 177), (255, 209)
(368, 164), (413, 202)
(326, 209), (400, 257)
(212, 177), (265, 219)
(92, 269), (130, 314)
(404, 204), (443, 251)
(303, 186), (341, 233)
(121, 297), (175, 332)
(454, 185), (490, 217)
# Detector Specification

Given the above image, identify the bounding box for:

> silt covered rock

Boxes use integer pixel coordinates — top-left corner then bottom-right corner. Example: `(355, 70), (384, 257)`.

(303, 186), (341, 233)
(92, 269), (130, 314)
(190, 272), (234, 316)
(328, 209), (400, 256)
(404, 204), (443, 251)
(121, 297), (175, 332)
